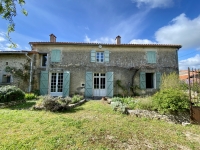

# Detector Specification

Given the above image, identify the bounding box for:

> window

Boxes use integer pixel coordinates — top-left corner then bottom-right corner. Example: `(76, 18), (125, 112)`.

(147, 51), (156, 63)
(6, 62), (8, 65)
(41, 54), (47, 67)
(2, 75), (11, 83)
(140, 72), (161, 89)
(91, 50), (109, 63)
(51, 50), (61, 62)
(96, 52), (104, 62)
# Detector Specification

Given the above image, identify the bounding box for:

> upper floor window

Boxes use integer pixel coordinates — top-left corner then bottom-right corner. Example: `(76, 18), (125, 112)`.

(41, 54), (47, 67)
(51, 50), (61, 62)
(147, 51), (156, 63)
(96, 52), (104, 62)
(91, 50), (109, 63)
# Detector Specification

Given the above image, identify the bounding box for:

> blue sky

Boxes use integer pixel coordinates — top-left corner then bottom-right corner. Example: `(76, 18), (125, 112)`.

(0, 0), (200, 70)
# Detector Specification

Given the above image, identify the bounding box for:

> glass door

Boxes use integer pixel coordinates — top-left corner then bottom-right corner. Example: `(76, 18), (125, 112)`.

(50, 73), (63, 96)
(93, 73), (106, 96)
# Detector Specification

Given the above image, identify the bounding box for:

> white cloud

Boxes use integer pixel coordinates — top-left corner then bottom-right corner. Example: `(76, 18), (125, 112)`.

(155, 13), (200, 49)
(84, 35), (115, 43)
(129, 39), (156, 44)
(132, 0), (174, 8)
(179, 54), (200, 70)
(0, 37), (6, 42)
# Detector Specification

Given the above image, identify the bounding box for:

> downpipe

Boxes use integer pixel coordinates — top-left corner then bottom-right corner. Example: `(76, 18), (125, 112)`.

(25, 53), (33, 93)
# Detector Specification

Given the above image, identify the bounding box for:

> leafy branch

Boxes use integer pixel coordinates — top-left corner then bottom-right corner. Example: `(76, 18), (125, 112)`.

(0, 0), (28, 48)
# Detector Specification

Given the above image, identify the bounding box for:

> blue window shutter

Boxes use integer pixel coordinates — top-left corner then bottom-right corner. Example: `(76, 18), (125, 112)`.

(63, 71), (70, 97)
(51, 50), (61, 62)
(140, 72), (146, 89)
(104, 50), (109, 62)
(156, 72), (161, 89)
(40, 71), (49, 95)
(85, 72), (93, 97)
(147, 51), (156, 63)
(106, 72), (113, 97)
(91, 50), (96, 62)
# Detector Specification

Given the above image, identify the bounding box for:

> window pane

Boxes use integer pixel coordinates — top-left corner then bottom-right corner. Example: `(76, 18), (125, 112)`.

(42, 54), (47, 66)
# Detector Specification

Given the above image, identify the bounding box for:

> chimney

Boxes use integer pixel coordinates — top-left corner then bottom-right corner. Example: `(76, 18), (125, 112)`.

(49, 34), (56, 42)
(115, 35), (121, 44)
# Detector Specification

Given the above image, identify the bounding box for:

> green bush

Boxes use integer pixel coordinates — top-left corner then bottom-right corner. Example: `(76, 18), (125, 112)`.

(25, 93), (37, 100)
(152, 88), (189, 114)
(0, 86), (25, 103)
(71, 95), (83, 104)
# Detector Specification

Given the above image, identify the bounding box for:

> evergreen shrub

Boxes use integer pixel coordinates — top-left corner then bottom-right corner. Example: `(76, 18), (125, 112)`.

(152, 88), (189, 114)
(0, 85), (25, 103)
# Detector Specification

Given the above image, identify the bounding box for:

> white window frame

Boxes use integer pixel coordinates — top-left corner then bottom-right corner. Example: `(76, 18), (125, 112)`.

(96, 52), (104, 63)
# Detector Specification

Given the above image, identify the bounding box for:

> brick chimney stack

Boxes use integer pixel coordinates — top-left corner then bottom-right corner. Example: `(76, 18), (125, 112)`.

(115, 35), (121, 44)
(50, 34), (56, 42)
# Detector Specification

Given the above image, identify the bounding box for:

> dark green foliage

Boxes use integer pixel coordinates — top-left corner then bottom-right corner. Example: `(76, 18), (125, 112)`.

(152, 88), (189, 114)
(0, 85), (25, 103)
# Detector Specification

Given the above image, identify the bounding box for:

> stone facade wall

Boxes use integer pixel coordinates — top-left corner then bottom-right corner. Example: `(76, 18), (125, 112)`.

(31, 44), (179, 96)
(0, 54), (29, 91)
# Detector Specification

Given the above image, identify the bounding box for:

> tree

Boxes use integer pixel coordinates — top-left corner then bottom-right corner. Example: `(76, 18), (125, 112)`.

(0, 0), (28, 48)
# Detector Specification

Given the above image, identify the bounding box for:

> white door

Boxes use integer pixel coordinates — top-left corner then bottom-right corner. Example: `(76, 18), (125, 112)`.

(93, 73), (106, 96)
(50, 73), (63, 96)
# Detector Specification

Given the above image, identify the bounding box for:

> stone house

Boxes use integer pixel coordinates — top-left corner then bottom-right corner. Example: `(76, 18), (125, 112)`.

(0, 51), (34, 91)
(29, 34), (181, 97)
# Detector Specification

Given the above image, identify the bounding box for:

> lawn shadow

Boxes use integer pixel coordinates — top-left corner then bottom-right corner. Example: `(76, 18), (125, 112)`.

(2, 100), (36, 110)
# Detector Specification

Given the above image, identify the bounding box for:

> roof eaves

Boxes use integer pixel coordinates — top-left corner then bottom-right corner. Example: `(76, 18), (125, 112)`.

(29, 42), (182, 48)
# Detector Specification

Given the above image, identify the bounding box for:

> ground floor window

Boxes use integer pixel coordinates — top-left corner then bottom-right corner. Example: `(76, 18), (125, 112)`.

(140, 72), (161, 89)
(2, 75), (11, 83)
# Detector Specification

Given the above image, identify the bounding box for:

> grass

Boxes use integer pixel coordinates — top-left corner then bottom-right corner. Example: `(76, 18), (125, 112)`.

(0, 100), (200, 149)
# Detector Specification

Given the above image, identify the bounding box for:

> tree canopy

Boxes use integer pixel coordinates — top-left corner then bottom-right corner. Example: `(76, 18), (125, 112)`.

(0, 0), (28, 47)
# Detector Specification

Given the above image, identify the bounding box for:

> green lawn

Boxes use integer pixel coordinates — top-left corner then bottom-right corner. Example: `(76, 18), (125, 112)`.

(0, 100), (200, 150)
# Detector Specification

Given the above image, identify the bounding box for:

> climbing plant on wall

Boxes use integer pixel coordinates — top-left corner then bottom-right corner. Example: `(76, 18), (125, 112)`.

(5, 60), (30, 83)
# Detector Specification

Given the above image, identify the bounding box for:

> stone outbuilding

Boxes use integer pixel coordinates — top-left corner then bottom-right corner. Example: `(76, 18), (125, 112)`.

(28, 34), (181, 97)
(0, 51), (34, 91)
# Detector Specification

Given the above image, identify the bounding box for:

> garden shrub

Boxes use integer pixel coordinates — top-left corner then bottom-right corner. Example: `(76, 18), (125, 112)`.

(135, 97), (153, 110)
(152, 88), (189, 114)
(160, 72), (180, 90)
(34, 95), (72, 112)
(111, 100), (127, 114)
(0, 85), (25, 103)
(111, 96), (153, 111)
(71, 95), (83, 104)
(25, 93), (37, 100)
